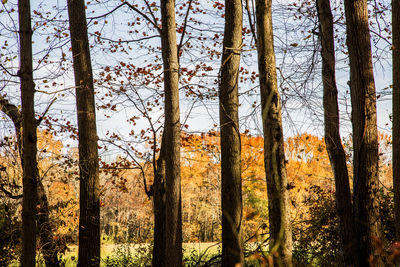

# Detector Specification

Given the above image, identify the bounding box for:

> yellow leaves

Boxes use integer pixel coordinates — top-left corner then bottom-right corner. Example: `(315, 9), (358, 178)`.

(284, 133), (336, 224)
(48, 181), (79, 236)
(181, 132), (204, 150)
(286, 133), (329, 164)
(36, 129), (64, 173)
(37, 129), (63, 154)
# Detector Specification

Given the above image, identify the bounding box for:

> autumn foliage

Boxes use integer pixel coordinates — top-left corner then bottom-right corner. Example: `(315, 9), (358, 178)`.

(0, 128), (395, 265)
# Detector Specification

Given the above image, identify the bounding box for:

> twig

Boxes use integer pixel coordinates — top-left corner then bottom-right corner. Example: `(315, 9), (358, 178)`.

(36, 97), (57, 126)
(177, 0), (194, 57)
(0, 184), (22, 199)
(0, 63), (19, 77)
(245, 0), (257, 45)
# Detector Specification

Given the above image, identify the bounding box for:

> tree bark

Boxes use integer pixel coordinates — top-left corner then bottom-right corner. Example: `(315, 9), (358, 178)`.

(18, 0), (38, 265)
(344, 0), (382, 265)
(152, 137), (167, 266)
(67, 0), (101, 266)
(393, 0), (400, 242)
(255, 0), (292, 265)
(159, 0), (182, 265)
(0, 96), (22, 149)
(316, 0), (358, 265)
(219, 0), (244, 265)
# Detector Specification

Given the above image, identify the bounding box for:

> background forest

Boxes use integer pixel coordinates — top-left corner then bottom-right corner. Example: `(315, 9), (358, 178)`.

(0, 0), (398, 266)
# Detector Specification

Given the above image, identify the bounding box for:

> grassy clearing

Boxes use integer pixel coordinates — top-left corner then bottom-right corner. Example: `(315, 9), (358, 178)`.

(59, 242), (220, 267)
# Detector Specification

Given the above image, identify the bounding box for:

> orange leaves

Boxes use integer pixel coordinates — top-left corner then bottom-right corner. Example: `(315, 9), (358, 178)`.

(284, 134), (335, 224)
(213, 1), (224, 10)
(285, 133), (329, 164)
(48, 181), (79, 237)
(37, 129), (63, 154)
(181, 132), (203, 149)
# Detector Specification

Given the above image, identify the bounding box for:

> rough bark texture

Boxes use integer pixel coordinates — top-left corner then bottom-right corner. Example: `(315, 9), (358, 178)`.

(18, 0), (38, 265)
(160, 0), (183, 265)
(67, 0), (101, 266)
(344, 0), (381, 265)
(317, 0), (357, 265)
(255, 0), (292, 265)
(393, 0), (400, 242)
(219, 0), (244, 265)
(152, 136), (166, 266)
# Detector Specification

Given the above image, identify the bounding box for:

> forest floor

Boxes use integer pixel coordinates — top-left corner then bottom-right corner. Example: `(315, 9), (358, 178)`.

(61, 242), (219, 266)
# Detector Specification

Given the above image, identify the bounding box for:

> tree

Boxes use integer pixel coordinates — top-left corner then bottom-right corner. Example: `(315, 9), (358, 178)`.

(392, 0), (400, 242)
(316, 0), (357, 265)
(0, 98), (60, 267)
(254, 0), (292, 265)
(219, 0), (244, 265)
(18, 0), (38, 265)
(37, 180), (60, 266)
(152, 133), (167, 266)
(67, 0), (101, 265)
(152, 0), (183, 265)
(344, 0), (382, 264)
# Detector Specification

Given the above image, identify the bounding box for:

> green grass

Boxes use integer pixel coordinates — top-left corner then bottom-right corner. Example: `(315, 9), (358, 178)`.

(58, 242), (220, 267)
(60, 244), (117, 267)
(7, 243), (221, 266)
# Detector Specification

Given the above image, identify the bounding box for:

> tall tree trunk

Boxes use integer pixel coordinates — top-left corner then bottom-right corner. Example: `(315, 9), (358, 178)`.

(18, 0), (38, 265)
(152, 138), (167, 266)
(219, 0), (244, 265)
(255, 0), (292, 265)
(344, 0), (381, 265)
(67, 0), (100, 266)
(160, 0), (182, 265)
(316, 0), (357, 265)
(393, 0), (400, 242)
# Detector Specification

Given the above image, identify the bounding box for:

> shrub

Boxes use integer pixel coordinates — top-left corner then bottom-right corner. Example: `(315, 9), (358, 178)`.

(0, 203), (21, 266)
(292, 185), (342, 266)
(103, 243), (152, 267)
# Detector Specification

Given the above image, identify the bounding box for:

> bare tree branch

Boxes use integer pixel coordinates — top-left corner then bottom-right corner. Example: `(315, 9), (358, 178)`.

(177, 0), (194, 57)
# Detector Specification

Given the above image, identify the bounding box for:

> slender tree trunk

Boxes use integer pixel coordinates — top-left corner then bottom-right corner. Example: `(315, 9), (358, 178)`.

(219, 0), (244, 265)
(255, 0), (292, 265)
(393, 0), (400, 242)
(18, 0), (38, 265)
(152, 138), (167, 266)
(67, 0), (100, 266)
(316, 0), (357, 265)
(160, 0), (182, 265)
(344, 0), (381, 265)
